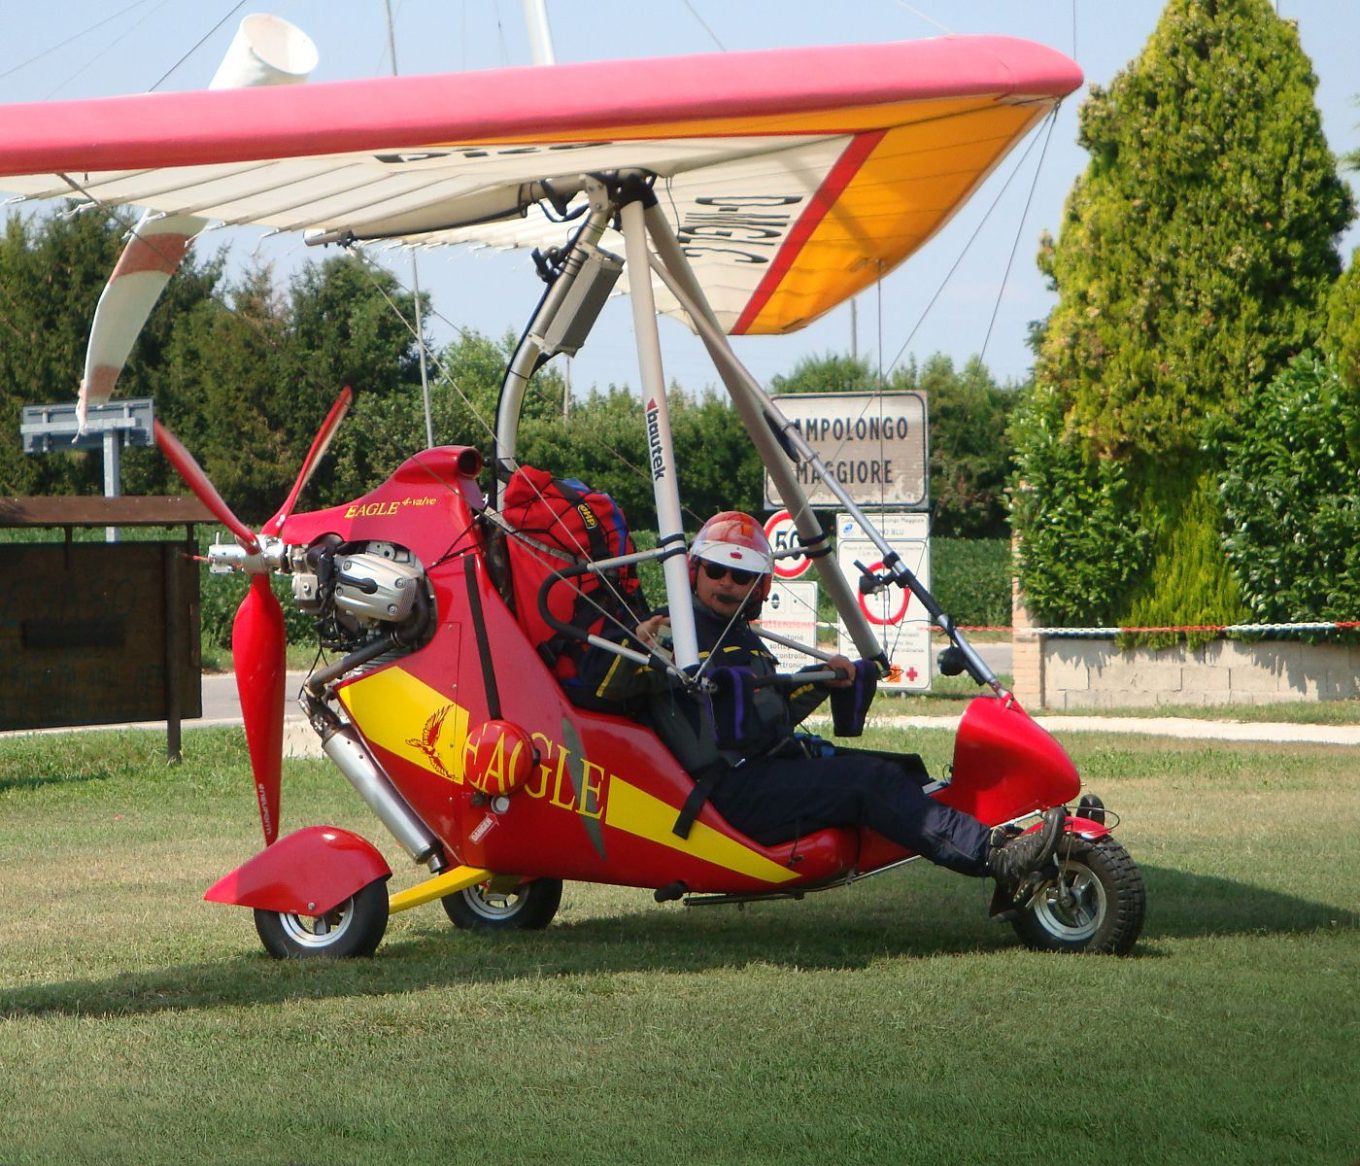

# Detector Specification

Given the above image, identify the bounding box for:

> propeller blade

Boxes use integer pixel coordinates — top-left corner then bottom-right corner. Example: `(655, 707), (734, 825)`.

(154, 420), (260, 554)
(262, 385), (354, 536)
(234, 574), (287, 846)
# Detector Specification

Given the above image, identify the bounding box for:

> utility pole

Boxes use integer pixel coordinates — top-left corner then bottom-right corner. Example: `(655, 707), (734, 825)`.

(385, 0), (435, 449)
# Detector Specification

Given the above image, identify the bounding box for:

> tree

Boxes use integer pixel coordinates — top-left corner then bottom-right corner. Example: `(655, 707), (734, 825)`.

(900, 353), (1017, 538)
(1321, 245), (1360, 389)
(514, 382), (762, 532)
(1015, 0), (1354, 629)
(769, 352), (878, 394)
(0, 207), (223, 496)
(1214, 353), (1360, 626)
(328, 328), (570, 503)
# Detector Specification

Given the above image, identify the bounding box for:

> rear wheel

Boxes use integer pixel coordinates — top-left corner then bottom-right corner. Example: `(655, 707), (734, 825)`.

(442, 877), (563, 931)
(1012, 834), (1145, 955)
(253, 877), (390, 959)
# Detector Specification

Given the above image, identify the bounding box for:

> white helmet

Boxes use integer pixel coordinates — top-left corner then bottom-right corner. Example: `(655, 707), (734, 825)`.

(689, 511), (773, 599)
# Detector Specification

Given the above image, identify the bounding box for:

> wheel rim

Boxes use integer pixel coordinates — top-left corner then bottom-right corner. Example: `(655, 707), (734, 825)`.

(276, 899), (357, 949)
(1031, 858), (1106, 943)
(459, 884), (529, 923)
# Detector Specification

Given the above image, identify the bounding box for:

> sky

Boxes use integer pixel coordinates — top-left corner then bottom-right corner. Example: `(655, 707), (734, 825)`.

(2, 0), (1358, 401)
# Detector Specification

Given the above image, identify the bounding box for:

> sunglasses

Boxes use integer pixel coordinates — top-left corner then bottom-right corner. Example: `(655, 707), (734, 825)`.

(701, 562), (759, 586)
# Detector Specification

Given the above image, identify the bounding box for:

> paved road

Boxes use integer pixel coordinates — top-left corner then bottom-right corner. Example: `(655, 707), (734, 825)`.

(202, 660), (1359, 747)
(201, 671), (309, 723)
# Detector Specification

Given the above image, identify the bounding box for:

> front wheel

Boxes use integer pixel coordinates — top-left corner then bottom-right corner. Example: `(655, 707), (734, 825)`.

(442, 877), (563, 931)
(253, 877), (390, 959)
(1012, 834), (1145, 955)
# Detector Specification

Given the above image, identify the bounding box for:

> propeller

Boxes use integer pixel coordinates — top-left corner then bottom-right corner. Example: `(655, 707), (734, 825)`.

(262, 385), (353, 537)
(153, 388), (351, 847)
(155, 419), (284, 844)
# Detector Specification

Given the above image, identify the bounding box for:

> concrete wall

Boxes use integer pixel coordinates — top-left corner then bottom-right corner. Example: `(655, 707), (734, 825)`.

(1022, 635), (1360, 709)
(1010, 573), (1360, 709)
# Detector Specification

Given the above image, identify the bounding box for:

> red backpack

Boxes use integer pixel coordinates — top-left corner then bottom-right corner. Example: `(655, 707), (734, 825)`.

(498, 466), (649, 706)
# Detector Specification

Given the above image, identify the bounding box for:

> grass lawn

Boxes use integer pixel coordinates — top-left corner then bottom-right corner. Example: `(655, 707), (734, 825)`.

(1, 726), (1356, 1165)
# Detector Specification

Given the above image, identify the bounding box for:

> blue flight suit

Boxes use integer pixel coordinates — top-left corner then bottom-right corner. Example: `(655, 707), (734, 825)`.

(583, 598), (991, 875)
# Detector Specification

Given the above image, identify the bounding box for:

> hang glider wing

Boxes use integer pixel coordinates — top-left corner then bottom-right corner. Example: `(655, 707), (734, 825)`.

(0, 35), (1081, 336)
(78, 14), (317, 427)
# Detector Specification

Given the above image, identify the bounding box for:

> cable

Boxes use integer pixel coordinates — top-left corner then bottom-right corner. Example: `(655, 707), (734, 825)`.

(883, 110), (1053, 380)
(680, 1), (726, 51)
(977, 111), (1062, 367)
(149, 1), (250, 91)
(0, 0), (152, 84)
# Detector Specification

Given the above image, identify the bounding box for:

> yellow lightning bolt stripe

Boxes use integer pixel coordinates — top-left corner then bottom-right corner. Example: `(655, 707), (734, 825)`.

(605, 777), (800, 885)
(338, 669), (794, 884)
(338, 666), (469, 783)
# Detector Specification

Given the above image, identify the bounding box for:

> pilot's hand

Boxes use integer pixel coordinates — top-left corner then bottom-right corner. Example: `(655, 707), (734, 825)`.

(635, 614), (672, 648)
(825, 654), (856, 688)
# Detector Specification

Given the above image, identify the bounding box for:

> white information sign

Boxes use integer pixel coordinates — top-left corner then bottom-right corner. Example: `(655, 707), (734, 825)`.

(756, 580), (820, 673)
(834, 512), (931, 692)
(764, 391), (928, 509)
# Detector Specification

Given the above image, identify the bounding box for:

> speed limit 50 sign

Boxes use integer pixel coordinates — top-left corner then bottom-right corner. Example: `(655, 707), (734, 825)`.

(763, 510), (811, 580)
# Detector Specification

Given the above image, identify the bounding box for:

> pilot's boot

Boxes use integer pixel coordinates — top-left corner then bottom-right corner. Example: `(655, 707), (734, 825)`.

(986, 806), (1065, 904)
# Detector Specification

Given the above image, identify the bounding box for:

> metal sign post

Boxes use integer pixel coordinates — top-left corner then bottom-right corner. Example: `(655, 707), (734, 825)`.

(21, 398), (156, 543)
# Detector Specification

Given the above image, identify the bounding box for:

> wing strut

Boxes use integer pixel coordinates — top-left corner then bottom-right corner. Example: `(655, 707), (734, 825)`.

(641, 202), (891, 672)
(618, 183), (700, 672)
(493, 177), (607, 476)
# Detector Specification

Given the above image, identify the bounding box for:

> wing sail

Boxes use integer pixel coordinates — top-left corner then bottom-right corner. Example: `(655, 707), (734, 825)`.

(0, 35), (1081, 335)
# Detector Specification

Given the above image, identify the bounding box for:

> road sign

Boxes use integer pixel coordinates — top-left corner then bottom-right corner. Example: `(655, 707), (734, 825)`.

(757, 580), (820, 672)
(764, 391), (927, 509)
(762, 509), (811, 580)
(834, 511), (931, 692)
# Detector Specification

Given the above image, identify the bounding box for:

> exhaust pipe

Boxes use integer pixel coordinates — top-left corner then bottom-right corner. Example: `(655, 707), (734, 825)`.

(318, 718), (445, 870)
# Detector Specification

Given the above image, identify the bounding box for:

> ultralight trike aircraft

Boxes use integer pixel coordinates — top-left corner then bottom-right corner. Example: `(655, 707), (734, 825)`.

(0, 16), (1145, 957)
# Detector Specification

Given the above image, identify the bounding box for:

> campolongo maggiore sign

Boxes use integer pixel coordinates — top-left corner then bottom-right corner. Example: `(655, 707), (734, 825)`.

(764, 391), (927, 509)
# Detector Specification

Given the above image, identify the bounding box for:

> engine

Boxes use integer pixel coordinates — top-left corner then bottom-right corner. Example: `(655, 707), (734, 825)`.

(291, 537), (434, 655)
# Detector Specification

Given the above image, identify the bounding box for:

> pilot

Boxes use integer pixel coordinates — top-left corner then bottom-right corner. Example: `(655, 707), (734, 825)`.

(580, 510), (1063, 904)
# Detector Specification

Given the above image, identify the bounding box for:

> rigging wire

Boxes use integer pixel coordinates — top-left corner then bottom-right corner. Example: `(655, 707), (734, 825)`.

(0, 0), (152, 84)
(148, 1), (250, 91)
(383, 0), (436, 448)
(882, 109), (1056, 380)
(43, 0), (178, 99)
(680, 2), (726, 52)
(976, 110), (1062, 367)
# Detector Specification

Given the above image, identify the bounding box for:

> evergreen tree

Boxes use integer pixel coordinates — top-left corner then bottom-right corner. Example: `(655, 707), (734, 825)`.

(0, 207), (222, 496)
(769, 352), (878, 394)
(1015, 0), (1354, 629)
(908, 354), (1016, 538)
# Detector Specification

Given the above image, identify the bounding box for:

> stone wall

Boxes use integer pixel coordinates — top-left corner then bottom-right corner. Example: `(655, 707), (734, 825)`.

(1010, 569), (1360, 709)
(1028, 636), (1360, 709)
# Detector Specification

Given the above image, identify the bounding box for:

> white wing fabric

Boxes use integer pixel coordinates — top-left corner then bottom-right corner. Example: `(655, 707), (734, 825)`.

(0, 36), (1081, 340)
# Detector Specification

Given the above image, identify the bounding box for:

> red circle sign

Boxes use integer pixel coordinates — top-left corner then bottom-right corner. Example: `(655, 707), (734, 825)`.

(763, 510), (811, 580)
(857, 560), (910, 625)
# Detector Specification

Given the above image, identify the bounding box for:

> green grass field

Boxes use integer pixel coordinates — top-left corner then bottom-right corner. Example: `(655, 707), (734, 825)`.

(1, 726), (1356, 1165)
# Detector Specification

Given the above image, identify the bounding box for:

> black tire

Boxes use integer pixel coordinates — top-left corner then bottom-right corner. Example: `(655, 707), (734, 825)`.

(1011, 834), (1145, 955)
(441, 877), (563, 931)
(253, 877), (390, 959)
